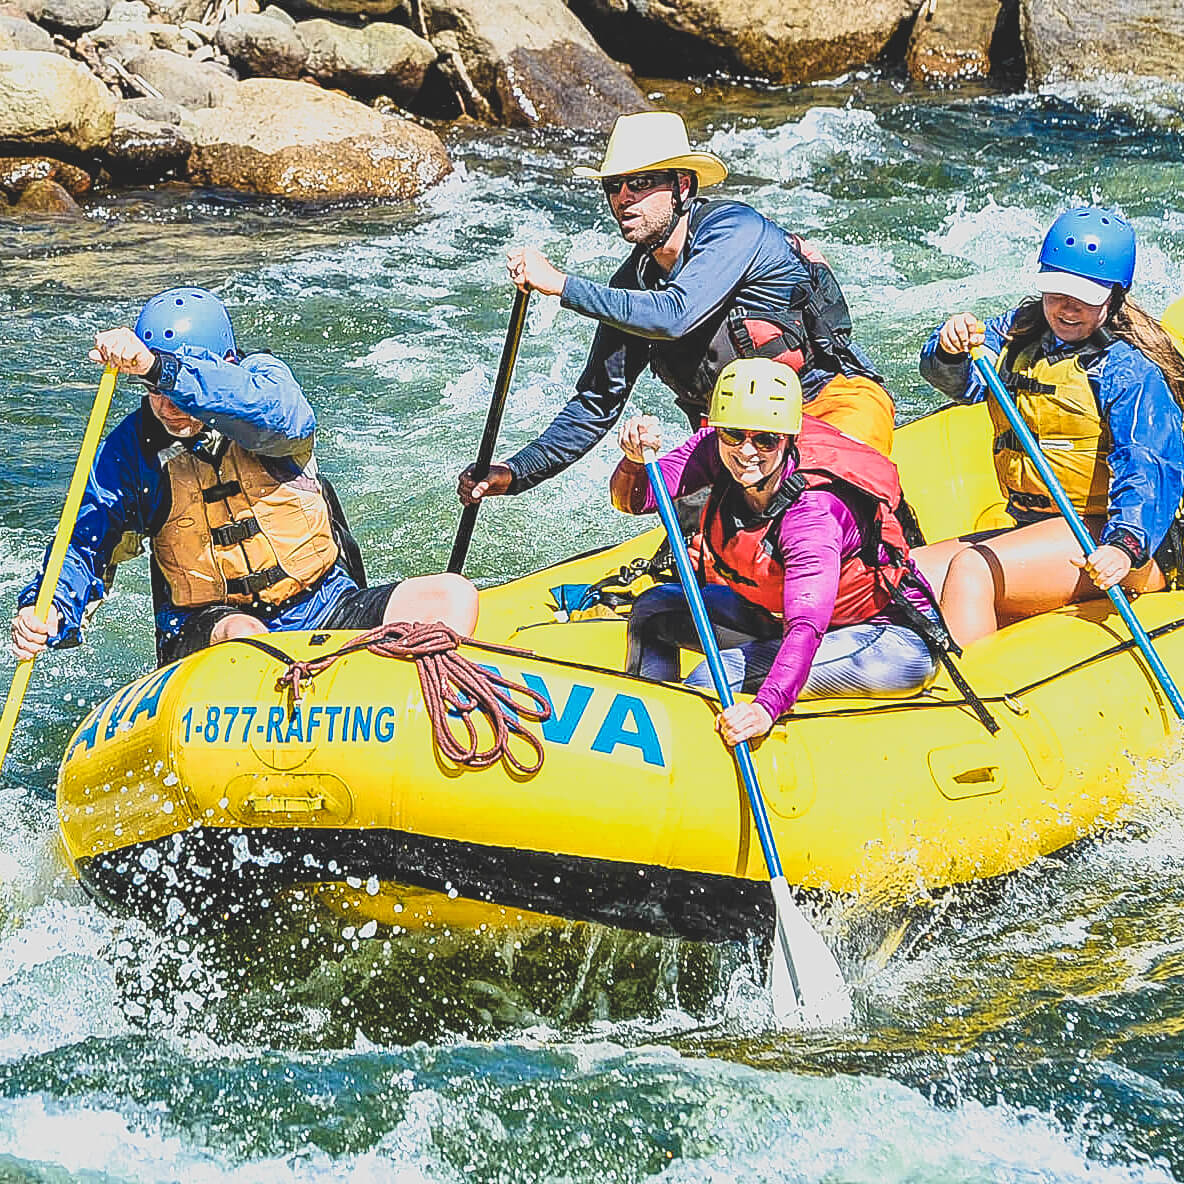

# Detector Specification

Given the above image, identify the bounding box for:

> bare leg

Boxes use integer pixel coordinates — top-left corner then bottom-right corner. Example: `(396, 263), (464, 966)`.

(209, 613), (269, 644)
(383, 573), (479, 634)
(940, 516), (1163, 646)
(910, 538), (974, 597)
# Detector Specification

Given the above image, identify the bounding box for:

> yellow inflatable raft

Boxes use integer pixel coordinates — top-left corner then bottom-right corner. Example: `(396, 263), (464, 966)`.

(56, 403), (1184, 936)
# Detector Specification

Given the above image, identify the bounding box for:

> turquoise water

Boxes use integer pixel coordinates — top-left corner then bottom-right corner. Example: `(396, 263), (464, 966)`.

(2, 75), (1184, 1180)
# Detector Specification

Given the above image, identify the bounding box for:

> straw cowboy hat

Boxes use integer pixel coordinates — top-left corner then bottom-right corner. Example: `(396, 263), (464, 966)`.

(573, 112), (728, 188)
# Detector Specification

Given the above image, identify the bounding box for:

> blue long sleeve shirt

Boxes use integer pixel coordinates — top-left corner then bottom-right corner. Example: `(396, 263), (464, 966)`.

(18, 348), (319, 647)
(919, 309), (1184, 556)
(505, 199), (882, 492)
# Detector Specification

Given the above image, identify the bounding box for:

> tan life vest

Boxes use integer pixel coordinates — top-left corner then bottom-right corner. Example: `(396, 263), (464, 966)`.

(152, 433), (339, 609)
(990, 340), (1112, 517)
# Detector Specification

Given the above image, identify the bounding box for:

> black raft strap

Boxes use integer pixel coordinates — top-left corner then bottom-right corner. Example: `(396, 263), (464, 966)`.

(887, 572), (1000, 735)
(210, 518), (262, 547)
(226, 565), (286, 597)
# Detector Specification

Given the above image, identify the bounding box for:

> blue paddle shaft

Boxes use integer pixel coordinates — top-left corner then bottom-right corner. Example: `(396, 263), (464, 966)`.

(971, 350), (1184, 720)
(643, 455), (785, 879)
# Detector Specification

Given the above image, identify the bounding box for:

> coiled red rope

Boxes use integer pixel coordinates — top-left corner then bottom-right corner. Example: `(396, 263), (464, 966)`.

(274, 621), (552, 774)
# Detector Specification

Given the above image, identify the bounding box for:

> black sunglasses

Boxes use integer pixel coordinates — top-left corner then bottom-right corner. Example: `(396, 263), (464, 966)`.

(716, 427), (784, 452)
(601, 171), (673, 199)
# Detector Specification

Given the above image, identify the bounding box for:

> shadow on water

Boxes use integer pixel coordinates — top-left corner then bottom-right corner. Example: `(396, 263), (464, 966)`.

(99, 896), (754, 1048)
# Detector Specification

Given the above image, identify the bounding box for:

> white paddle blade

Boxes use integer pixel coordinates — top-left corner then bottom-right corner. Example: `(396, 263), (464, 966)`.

(768, 876), (852, 1026)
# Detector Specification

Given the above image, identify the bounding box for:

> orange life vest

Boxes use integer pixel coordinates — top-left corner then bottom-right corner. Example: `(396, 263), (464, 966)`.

(695, 415), (912, 624)
(152, 432), (339, 609)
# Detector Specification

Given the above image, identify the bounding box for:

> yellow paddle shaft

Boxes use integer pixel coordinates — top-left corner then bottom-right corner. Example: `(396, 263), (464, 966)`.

(0, 366), (119, 771)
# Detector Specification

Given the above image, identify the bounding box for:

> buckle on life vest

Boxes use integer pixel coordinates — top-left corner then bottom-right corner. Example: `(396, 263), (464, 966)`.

(226, 565), (285, 597)
(211, 518), (262, 547)
(203, 480), (243, 502)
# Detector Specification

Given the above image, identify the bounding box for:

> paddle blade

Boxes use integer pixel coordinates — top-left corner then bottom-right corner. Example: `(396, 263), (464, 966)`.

(768, 875), (852, 1026)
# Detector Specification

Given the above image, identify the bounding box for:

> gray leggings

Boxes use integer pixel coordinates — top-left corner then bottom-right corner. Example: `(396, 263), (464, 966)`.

(627, 582), (937, 703)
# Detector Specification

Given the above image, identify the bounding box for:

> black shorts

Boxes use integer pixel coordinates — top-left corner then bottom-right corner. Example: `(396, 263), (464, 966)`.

(158, 581), (401, 665)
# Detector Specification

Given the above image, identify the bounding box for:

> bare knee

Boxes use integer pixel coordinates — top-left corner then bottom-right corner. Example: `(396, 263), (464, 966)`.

(384, 573), (479, 634)
(941, 546), (1001, 646)
(209, 613), (268, 645)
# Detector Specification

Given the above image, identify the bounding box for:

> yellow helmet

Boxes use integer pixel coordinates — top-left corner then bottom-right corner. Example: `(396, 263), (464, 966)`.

(707, 358), (803, 435)
(1163, 295), (1184, 358)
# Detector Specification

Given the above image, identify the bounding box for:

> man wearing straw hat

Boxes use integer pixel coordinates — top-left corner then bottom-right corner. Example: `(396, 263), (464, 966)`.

(458, 110), (895, 506)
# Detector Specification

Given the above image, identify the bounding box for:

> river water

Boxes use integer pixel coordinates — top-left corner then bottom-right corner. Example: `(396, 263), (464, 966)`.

(1, 74), (1184, 1181)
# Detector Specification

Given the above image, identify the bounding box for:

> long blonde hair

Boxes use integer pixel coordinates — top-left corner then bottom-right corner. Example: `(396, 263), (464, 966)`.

(1006, 293), (1184, 409)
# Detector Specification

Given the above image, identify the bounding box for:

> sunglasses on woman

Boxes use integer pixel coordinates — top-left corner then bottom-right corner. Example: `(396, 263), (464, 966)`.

(716, 427), (784, 452)
(601, 171), (672, 199)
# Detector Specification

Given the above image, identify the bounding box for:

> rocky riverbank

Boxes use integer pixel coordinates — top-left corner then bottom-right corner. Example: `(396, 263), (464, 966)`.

(1, 0), (1181, 211)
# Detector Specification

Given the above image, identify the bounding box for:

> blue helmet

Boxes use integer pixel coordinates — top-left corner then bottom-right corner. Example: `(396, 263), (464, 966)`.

(134, 287), (236, 356)
(1037, 207), (1136, 292)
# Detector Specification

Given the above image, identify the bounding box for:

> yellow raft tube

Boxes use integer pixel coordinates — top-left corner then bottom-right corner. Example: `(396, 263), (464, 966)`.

(56, 403), (1184, 937)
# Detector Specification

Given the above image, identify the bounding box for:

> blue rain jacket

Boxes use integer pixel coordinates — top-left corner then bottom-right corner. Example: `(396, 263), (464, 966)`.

(919, 308), (1184, 557)
(18, 348), (353, 649)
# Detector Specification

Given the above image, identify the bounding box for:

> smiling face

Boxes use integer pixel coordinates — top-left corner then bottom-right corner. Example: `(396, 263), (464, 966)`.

(717, 430), (790, 490)
(1042, 292), (1110, 342)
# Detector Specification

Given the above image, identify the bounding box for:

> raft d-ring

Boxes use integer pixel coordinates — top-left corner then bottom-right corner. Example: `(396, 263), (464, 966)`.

(1003, 694), (1029, 716)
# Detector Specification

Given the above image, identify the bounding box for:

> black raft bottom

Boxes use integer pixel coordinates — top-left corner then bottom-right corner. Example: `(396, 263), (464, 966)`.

(77, 826), (777, 943)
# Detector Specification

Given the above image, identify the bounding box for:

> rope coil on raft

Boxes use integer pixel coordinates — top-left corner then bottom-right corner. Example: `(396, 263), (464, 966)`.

(273, 620), (552, 774)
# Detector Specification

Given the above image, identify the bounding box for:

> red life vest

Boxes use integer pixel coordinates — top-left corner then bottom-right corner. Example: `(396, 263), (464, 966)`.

(695, 415), (912, 625)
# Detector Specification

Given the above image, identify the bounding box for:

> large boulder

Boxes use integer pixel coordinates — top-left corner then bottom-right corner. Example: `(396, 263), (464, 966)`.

(215, 11), (306, 78)
(1021, 0), (1184, 84)
(0, 51), (115, 152)
(126, 47), (237, 107)
(570, 0), (917, 85)
(295, 18), (433, 99)
(906, 0), (1007, 84)
(184, 77), (452, 200)
(422, 0), (648, 129)
(0, 13), (54, 48)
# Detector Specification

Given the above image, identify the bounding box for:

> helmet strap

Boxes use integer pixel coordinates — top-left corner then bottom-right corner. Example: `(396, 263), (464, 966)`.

(645, 171), (697, 256)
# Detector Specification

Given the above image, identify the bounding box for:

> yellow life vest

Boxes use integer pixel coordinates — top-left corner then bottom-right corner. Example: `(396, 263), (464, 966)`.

(152, 433), (339, 609)
(990, 339), (1112, 517)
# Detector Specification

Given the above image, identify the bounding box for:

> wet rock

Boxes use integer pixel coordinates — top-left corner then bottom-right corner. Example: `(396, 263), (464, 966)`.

(1021, 0), (1184, 84)
(126, 47), (237, 107)
(105, 106), (191, 180)
(907, 0), (1003, 84)
(215, 11), (306, 78)
(39, 0), (108, 34)
(295, 18), (433, 100)
(13, 176), (81, 212)
(292, 0), (405, 17)
(185, 76), (451, 200)
(422, 0), (647, 129)
(0, 154), (92, 198)
(571, 0), (917, 85)
(0, 51), (115, 151)
(0, 13), (54, 48)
